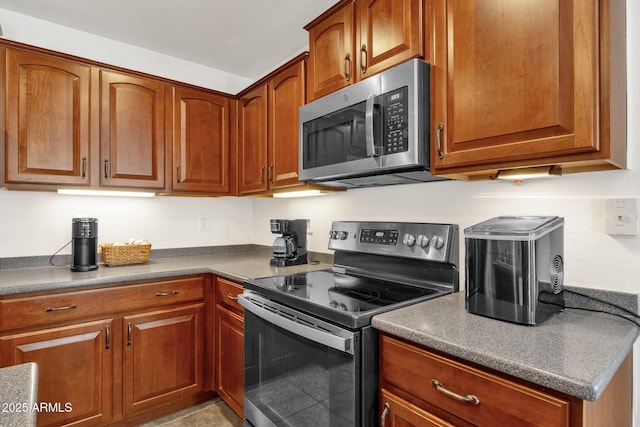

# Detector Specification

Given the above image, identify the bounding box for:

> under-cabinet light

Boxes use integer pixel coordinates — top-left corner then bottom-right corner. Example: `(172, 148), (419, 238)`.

(57, 189), (156, 198)
(494, 166), (562, 182)
(272, 190), (326, 198)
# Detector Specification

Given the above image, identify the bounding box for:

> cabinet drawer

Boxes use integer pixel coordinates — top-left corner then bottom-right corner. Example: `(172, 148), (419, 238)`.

(380, 335), (570, 427)
(215, 277), (243, 313)
(0, 276), (205, 331)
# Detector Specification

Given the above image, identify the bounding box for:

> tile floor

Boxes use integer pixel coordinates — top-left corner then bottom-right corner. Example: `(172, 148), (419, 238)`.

(139, 399), (243, 427)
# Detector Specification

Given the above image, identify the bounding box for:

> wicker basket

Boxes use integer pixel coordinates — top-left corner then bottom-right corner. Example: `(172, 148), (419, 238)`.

(99, 243), (152, 266)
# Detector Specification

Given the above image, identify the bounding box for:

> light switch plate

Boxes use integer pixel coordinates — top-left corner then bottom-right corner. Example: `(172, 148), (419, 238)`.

(605, 198), (638, 236)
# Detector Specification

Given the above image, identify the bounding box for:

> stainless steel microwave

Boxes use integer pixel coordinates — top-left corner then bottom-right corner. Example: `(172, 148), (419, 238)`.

(299, 59), (443, 188)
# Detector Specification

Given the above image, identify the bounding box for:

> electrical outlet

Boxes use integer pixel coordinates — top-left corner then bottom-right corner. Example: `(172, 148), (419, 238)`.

(605, 199), (638, 236)
(198, 216), (211, 232)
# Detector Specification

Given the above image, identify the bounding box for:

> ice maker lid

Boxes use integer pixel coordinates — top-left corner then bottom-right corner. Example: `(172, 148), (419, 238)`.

(464, 216), (563, 240)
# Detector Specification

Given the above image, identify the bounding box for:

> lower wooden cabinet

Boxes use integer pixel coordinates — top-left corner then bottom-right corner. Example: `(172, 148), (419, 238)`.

(0, 275), (210, 427)
(0, 319), (115, 426)
(123, 303), (205, 416)
(380, 388), (454, 427)
(379, 333), (633, 427)
(214, 277), (244, 418)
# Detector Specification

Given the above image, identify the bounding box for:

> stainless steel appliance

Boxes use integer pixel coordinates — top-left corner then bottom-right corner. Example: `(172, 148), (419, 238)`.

(270, 219), (308, 266)
(465, 216), (565, 325)
(240, 221), (459, 426)
(70, 217), (98, 272)
(299, 59), (444, 188)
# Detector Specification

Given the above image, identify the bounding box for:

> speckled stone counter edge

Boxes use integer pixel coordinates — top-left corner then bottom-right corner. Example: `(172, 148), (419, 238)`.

(0, 362), (38, 426)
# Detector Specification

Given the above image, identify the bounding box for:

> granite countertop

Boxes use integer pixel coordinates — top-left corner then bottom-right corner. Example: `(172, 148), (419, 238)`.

(0, 363), (38, 426)
(0, 247), (332, 297)
(372, 292), (640, 401)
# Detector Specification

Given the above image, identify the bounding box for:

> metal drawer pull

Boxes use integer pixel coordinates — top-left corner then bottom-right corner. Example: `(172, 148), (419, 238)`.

(45, 304), (77, 312)
(436, 123), (445, 159)
(105, 326), (111, 350)
(430, 379), (480, 405)
(226, 293), (238, 301)
(344, 53), (351, 81)
(380, 402), (390, 427)
(155, 290), (179, 297)
(127, 323), (132, 346)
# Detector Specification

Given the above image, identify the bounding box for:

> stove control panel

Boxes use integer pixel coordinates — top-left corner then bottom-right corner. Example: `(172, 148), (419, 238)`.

(329, 221), (458, 263)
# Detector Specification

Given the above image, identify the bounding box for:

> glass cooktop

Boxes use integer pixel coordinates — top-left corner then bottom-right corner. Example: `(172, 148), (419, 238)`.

(243, 269), (447, 329)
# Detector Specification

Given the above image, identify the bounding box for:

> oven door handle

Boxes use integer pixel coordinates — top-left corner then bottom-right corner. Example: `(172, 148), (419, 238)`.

(238, 294), (355, 355)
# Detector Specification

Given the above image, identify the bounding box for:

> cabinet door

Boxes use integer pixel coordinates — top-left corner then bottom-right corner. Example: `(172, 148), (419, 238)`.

(380, 389), (455, 427)
(268, 59), (306, 189)
(172, 87), (231, 194)
(306, 1), (355, 101)
(237, 84), (268, 194)
(357, 0), (423, 79)
(0, 319), (115, 426)
(215, 303), (244, 418)
(431, 1), (601, 175)
(100, 70), (166, 189)
(122, 303), (204, 415)
(5, 49), (91, 185)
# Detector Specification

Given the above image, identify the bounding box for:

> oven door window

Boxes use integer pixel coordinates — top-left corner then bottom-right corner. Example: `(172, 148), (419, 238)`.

(302, 102), (368, 169)
(244, 309), (358, 427)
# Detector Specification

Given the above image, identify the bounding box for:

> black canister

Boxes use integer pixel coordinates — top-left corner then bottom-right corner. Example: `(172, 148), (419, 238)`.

(71, 218), (98, 272)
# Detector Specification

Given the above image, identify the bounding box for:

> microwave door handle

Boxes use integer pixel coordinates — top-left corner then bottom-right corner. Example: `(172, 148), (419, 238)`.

(365, 95), (379, 158)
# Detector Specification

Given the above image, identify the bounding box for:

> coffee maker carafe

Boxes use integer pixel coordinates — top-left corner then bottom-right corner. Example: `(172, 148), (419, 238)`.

(71, 218), (98, 272)
(270, 219), (308, 266)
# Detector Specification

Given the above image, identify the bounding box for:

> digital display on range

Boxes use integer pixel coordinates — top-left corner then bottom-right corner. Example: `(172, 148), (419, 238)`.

(360, 229), (399, 245)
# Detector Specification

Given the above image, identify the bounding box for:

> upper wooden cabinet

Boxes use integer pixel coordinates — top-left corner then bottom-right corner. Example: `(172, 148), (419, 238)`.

(171, 86), (232, 194)
(306, 0), (424, 101)
(4, 48), (92, 186)
(238, 54), (308, 195)
(99, 70), (167, 189)
(237, 84), (268, 194)
(2, 42), (233, 195)
(430, 0), (627, 179)
(268, 59), (306, 189)
(357, 0), (423, 78)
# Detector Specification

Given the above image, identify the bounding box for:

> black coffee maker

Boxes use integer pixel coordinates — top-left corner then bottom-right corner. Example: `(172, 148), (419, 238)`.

(71, 218), (99, 272)
(270, 219), (308, 266)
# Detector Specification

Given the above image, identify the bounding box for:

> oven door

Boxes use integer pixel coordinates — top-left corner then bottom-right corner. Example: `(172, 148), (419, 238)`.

(239, 292), (373, 427)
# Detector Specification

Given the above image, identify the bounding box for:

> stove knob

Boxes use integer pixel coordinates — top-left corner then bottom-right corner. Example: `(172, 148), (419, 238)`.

(416, 234), (430, 247)
(430, 236), (445, 249)
(339, 231), (348, 240)
(403, 233), (416, 246)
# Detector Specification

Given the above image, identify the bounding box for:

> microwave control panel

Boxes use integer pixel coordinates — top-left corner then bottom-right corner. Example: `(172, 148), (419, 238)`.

(381, 86), (409, 155)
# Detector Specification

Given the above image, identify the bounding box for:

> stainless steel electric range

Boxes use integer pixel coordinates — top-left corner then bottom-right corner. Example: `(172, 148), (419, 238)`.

(239, 221), (459, 427)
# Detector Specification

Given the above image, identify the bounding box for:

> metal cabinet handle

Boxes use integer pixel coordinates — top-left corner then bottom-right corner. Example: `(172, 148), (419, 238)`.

(45, 304), (77, 312)
(430, 379), (480, 405)
(155, 290), (179, 297)
(344, 53), (351, 81)
(268, 164), (273, 182)
(176, 166), (181, 183)
(226, 293), (238, 301)
(380, 402), (390, 427)
(360, 44), (367, 73)
(260, 166), (265, 184)
(436, 123), (445, 159)
(81, 157), (87, 178)
(105, 325), (111, 350)
(104, 159), (110, 179)
(127, 323), (132, 346)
